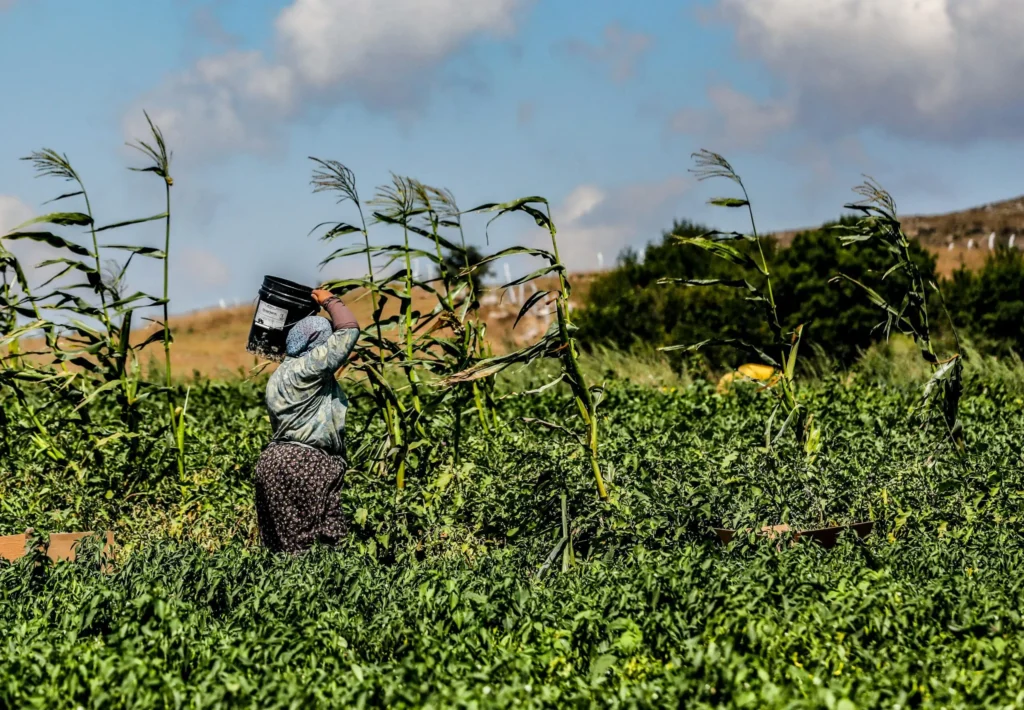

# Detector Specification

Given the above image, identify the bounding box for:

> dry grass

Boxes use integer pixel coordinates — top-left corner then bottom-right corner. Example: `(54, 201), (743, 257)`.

(14, 274), (599, 381)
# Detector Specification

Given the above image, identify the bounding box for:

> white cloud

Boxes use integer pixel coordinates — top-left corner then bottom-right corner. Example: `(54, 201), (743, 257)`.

(128, 0), (531, 161)
(707, 0), (1024, 142)
(0, 195), (68, 292)
(537, 176), (691, 270)
(669, 84), (796, 150)
(188, 0), (240, 47)
(0, 195), (32, 233)
(125, 50), (298, 158)
(562, 21), (654, 84)
(276, 0), (521, 92)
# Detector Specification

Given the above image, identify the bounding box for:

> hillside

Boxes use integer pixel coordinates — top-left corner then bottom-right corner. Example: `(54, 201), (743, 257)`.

(126, 275), (598, 379)
(17, 196), (1021, 379)
(769, 194), (1024, 277)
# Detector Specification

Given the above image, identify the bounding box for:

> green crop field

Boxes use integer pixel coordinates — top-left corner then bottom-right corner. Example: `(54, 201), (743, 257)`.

(3, 124), (1024, 708)
(2, 349), (1024, 708)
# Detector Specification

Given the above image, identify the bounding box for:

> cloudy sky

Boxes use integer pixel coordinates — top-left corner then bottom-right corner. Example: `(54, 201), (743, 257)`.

(2, 0), (1022, 314)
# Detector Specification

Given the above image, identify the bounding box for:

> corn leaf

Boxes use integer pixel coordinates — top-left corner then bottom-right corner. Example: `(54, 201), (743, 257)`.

(656, 277), (757, 292)
(8, 212), (93, 230)
(308, 222), (362, 241)
(42, 191), (85, 205)
(660, 338), (781, 369)
(2, 231), (93, 257)
(101, 245), (166, 258)
(94, 213), (168, 233)
(514, 289), (554, 329)
(708, 197), (749, 208)
(503, 264), (565, 289)
(672, 237), (766, 275)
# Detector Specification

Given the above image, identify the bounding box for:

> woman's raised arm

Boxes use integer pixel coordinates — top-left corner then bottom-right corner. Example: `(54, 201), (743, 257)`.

(293, 290), (360, 381)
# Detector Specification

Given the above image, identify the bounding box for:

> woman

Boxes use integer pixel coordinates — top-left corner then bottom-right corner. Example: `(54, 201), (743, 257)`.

(254, 288), (360, 553)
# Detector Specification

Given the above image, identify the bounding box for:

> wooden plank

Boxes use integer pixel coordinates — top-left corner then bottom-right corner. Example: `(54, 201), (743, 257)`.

(713, 521), (874, 549)
(0, 533), (27, 562)
(1, 530), (116, 563)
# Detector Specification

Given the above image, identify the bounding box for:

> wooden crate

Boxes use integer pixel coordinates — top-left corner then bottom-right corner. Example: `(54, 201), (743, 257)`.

(0, 530), (116, 563)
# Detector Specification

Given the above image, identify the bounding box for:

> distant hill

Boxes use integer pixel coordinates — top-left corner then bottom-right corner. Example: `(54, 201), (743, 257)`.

(124, 274), (598, 379)
(770, 195), (1024, 278)
(19, 196), (1021, 379)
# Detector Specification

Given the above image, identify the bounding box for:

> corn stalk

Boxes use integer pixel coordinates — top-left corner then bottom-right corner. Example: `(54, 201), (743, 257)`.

(832, 179), (966, 453)
(658, 150), (818, 456)
(309, 158), (406, 482)
(440, 196), (609, 500)
(1, 116), (177, 476)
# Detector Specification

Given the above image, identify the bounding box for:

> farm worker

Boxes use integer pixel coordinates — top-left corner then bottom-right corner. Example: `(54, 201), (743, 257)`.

(254, 288), (360, 553)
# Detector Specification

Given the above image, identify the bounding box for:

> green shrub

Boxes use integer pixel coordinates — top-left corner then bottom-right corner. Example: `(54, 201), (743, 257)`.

(773, 216), (938, 365)
(575, 220), (772, 370)
(577, 216), (940, 369)
(945, 247), (1024, 357)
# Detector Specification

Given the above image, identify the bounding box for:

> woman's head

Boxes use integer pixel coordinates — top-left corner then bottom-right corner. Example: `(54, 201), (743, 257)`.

(286, 315), (332, 358)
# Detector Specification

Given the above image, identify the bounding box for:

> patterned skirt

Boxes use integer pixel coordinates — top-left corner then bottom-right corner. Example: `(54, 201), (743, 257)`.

(254, 441), (347, 553)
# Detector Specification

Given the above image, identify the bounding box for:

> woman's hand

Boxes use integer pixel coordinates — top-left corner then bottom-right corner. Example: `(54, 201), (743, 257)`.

(311, 289), (335, 307)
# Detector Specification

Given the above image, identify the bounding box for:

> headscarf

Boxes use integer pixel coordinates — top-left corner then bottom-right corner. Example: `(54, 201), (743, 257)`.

(285, 315), (332, 358)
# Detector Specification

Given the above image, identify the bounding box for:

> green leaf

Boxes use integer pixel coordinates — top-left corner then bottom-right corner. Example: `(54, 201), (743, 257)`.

(919, 356), (960, 412)
(73, 379), (124, 411)
(697, 230), (756, 242)
(656, 277), (757, 292)
(513, 289), (553, 329)
(101, 245), (167, 258)
(672, 236), (766, 275)
(464, 246), (557, 270)
(784, 323), (804, 382)
(400, 221), (466, 254)
(708, 197), (749, 208)
(465, 197), (553, 237)
(2, 231), (93, 257)
(309, 221), (363, 241)
(589, 654), (618, 682)
(772, 404), (800, 446)
(465, 196), (549, 215)
(108, 291), (165, 310)
(33, 257), (98, 289)
(437, 330), (562, 386)
(94, 213), (168, 233)
(8, 212), (93, 230)
(43, 191), (84, 205)
(660, 338), (781, 369)
(136, 327), (171, 350)
(320, 244), (440, 269)
(117, 309), (134, 376)
(502, 264), (564, 290)
(830, 273), (912, 329)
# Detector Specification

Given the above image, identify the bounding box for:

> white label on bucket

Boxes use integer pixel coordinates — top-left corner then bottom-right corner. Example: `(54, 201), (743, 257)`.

(254, 300), (288, 330)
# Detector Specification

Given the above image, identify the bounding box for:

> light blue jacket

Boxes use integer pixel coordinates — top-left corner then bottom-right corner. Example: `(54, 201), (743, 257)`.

(265, 326), (360, 456)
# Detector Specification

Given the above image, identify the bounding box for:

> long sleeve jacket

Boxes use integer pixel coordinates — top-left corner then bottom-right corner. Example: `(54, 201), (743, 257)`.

(264, 298), (359, 456)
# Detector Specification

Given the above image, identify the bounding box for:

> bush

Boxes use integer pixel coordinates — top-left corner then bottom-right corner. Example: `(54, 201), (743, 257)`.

(772, 217), (938, 365)
(945, 247), (1024, 357)
(577, 216), (940, 369)
(575, 220), (773, 370)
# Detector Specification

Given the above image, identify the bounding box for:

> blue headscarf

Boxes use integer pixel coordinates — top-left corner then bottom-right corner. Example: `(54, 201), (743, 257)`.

(285, 315), (332, 358)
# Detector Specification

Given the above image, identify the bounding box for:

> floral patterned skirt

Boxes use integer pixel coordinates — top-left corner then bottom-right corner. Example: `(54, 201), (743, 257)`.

(254, 441), (347, 553)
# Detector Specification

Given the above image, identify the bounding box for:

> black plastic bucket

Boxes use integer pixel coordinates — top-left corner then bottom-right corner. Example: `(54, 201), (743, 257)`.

(246, 275), (319, 362)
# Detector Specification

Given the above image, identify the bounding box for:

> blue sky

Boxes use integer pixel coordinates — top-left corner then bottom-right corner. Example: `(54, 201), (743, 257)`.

(2, 0), (1022, 314)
